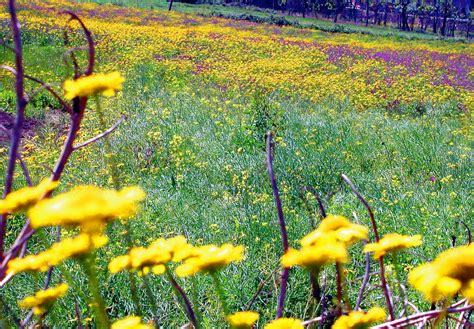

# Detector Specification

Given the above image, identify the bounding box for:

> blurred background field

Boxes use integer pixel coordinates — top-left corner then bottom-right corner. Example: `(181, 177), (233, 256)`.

(0, 0), (472, 326)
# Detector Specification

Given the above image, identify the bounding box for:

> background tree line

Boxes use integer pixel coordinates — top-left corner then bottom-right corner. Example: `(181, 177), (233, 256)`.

(179, 0), (473, 36)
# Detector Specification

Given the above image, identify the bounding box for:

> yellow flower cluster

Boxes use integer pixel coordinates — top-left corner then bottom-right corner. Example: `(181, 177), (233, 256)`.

(8, 233), (108, 275)
(0, 179), (57, 214)
(364, 233), (422, 259)
(19, 283), (68, 315)
(331, 307), (386, 329)
(264, 318), (303, 329)
(408, 244), (474, 302)
(111, 316), (152, 329)
(28, 185), (145, 232)
(10, 0), (472, 113)
(109, 235), (192, 275)
(226, 311), (259, 329)
(175, 243), (244, 277)
(301, 215), (369, 247)
(63, 72), (125, 99)
(109, 236), (244, 277)
(281, 215), (367, 269)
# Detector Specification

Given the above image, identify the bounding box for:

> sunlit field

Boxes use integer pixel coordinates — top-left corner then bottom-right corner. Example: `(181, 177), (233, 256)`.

(0, 0), (472, 327)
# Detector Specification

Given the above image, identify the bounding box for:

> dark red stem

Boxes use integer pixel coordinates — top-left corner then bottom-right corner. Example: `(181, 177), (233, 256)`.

(266, 132), (289, 318)
(341, 174), (395, 320)
(0, 0), (28, 259)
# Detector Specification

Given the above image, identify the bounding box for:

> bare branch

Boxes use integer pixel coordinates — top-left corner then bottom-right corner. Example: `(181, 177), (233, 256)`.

(1, 64), (72, 113)
(266, 131), (290, 318)
(373, 304), (473, 328)
(355, 243), (371, 310)
(459, 221), (472, 245)
(341, 174), (379, 241)
(341, 174), (394, 320)
(0, 0), (28, 258)
(301, 315), (323, 326)
(62, 11), (95, 76)
(73, 115), (127, 150)
(302, 186), (327, 220)
(245, 263), (280, 310)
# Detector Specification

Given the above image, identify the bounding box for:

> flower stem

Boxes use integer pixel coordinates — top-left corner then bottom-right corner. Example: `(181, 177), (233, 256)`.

(392, 253), (407, 317)
(81, 254), (110, 329)
(94, 96), (142, 315)
(142, 275), (160, 328)
(94, 96), (121, 190)
(210, 272), (229, 316)
(378, 256), (395, 320)
(165, 267), (199, 328)
(191, 277), (203, 325)
(335, 262), (345, 315)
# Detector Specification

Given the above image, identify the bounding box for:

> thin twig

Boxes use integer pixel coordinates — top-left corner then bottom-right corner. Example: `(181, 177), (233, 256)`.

(455, 300), (469, 329)
(301, 315), (323, 326)
(166, 269), (198, 328)
(353, 211), (371, 311)
(0, 65), (71, 113)
(335, 262), (344, 315)
(266, 132), (289, 318)
(75, 298), (84, 329)
(73, 115), (127, 150)
(62, 11), (95, 76)
(373, 305), (474, 328)
(246, 264), (280, 310)
(340, 174), (379, 241)
(355, 243), (371, 310)
(341, 174), (395, 320)
(459, 221), (472, 245)
(302, 186), (327, 219)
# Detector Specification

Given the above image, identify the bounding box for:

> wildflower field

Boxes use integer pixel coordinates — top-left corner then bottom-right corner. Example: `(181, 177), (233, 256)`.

(0, 0), (472, 327)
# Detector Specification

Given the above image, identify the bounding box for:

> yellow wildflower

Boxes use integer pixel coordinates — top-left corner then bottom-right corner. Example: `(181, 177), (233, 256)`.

(264, 318), (303, 329)
(109, 236), (192, 275)
(226, 311), (259, 328)
(408, 244), (474, 302)
(301, 215), (368, 247)
(364, 233), (422, 259)
(175, 243), (244, 277)
(332, 307), (386, 329)
(281, 235), (349, 269)
(108, 255), (132, 274)
(63, 72), (125, 99)
(19, 283), (68, 315)
(463, 280), (474, 303)
(28, 186), (145, 232)
(8, 233), (107, 275)
(0, 179), (58, 214)
(148, 235), (194, 262)
(111, 316), (152, 329)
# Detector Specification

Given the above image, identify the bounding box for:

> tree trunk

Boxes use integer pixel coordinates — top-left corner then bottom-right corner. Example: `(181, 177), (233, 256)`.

(366, 0), (370, 26)
(467, 18), (471, 38)
(168, 0), (174, 11)
(440, 0), (448, 36)
(433, 4), (438, 33)
(373, 0), (378, 24)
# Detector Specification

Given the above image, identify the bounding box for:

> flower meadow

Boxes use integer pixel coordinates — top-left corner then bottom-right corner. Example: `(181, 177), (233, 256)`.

(0, 0), (473, 328)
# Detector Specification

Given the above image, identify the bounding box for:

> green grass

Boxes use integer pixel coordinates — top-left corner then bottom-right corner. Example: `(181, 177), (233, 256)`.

(0, 5), (472, 328)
